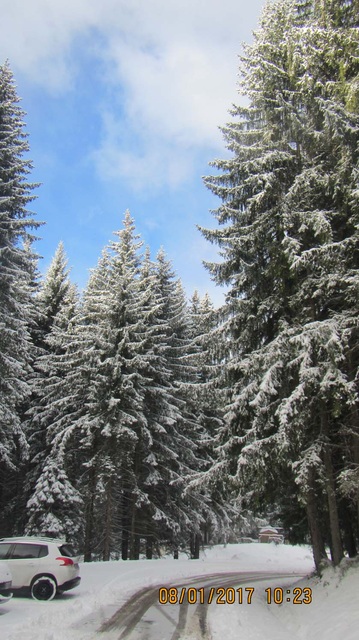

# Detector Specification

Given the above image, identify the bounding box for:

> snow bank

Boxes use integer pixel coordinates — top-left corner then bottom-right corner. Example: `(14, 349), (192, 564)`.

(2, 543), (358, 640)
(271, 557), (359, 640)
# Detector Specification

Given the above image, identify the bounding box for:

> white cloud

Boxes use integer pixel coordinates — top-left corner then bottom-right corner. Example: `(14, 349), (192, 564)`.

(93, 0), (265, 190)
(104, 39), (235, 147)
(92, 109), (197, 192)
(1, 0), (265, 188)
(94, 139), (195, 192)
(0, 0), (100, 90)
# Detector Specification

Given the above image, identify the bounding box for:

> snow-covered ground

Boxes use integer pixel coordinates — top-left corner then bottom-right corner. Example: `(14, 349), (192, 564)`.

(0, 543), (358, 639)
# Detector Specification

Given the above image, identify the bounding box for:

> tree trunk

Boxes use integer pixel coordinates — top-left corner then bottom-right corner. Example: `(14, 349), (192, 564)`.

(102, 476), (113, 561)
(131, 534), (140, 560)
(340, 500), (357, 558)
(350, 406), (359, 530)
(305, 466), (328, 573)
(83, 465), (97, 562)
(129, 501), (141, 560)
(121, 531), (129, 560)
(202, 523), (209, 546)
(190, 533), (200, 559)
(146, 537), (153, 559)
(321, 406), (343, 565)
(121, 483), (130, 560)
(129, 441), (141, 560)
(347, 349), (359, 530)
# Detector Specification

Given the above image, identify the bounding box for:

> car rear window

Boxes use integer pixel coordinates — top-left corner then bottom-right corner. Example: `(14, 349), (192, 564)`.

(11, 543), (48, 559)
(58, 544), (76, 558)
(0, 543), (12, 559)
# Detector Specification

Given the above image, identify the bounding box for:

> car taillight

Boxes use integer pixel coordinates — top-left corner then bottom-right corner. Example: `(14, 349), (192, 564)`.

(56, 556), (74, 566)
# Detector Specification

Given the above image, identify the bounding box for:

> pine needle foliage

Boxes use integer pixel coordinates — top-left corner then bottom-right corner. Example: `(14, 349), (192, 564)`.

(200, 0), (359, 569)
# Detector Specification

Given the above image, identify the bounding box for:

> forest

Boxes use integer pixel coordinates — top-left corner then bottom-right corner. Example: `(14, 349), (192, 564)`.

(0, 0), (358, 572)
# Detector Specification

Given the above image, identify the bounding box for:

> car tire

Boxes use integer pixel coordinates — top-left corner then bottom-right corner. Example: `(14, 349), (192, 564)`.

(31, 576), (57, 601)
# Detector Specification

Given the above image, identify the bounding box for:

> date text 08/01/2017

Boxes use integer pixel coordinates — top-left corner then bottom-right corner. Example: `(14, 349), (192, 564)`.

(158, 586), (312, 605)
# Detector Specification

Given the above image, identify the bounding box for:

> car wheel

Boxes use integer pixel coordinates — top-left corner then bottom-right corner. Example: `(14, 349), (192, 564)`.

(31, 576), (57, 601)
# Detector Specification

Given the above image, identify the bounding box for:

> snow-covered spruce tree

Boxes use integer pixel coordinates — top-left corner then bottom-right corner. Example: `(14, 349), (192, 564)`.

(35, 215), (143, 559)
(33, 241), (72, 347)
(79, 217), (209, 560)
(24, 244), (81, 538)
(123, 246), (180, 559)
(28, 246), (114, 554)
(28, 216), (149, 559)
(0, 61), (41, 535)
(25, 242), (74, 453)
(96, 213), (152, 561)
(81, 235), (212, 561)
(200, 0), (359, 570)
(147, 252), (216, 558)
(72, 249), (114, 560)
(186, 291), (230, 546)
(43, 213), (168, 560)
(25, 457), (83, 540)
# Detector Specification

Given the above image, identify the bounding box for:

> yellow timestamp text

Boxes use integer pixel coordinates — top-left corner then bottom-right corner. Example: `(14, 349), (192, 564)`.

(158, 586), (313, 605)
(265, 587), (312, 604)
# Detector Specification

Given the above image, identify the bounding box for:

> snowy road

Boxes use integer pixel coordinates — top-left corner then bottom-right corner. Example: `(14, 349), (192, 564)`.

(1, 544), (324, 639)
(98, 571), (306, 640)
(2, 543), (358, 640)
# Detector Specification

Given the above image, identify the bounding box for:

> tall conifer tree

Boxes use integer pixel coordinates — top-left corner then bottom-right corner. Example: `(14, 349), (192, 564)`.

(0, 61), (41, 534)
(200, 0), (359, 569)
(24, 244), (80, 539)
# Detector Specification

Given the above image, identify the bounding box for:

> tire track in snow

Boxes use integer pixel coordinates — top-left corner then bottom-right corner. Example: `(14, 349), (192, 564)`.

(98, 572), (306, 640)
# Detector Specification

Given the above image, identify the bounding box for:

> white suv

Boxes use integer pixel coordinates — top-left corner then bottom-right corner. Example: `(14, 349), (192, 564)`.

(0, 562), (12, 604)
(0, 537), (81, 601)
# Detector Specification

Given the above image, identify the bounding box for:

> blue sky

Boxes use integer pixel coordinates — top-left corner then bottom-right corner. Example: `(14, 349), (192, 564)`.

(1, 0), (266, 306)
